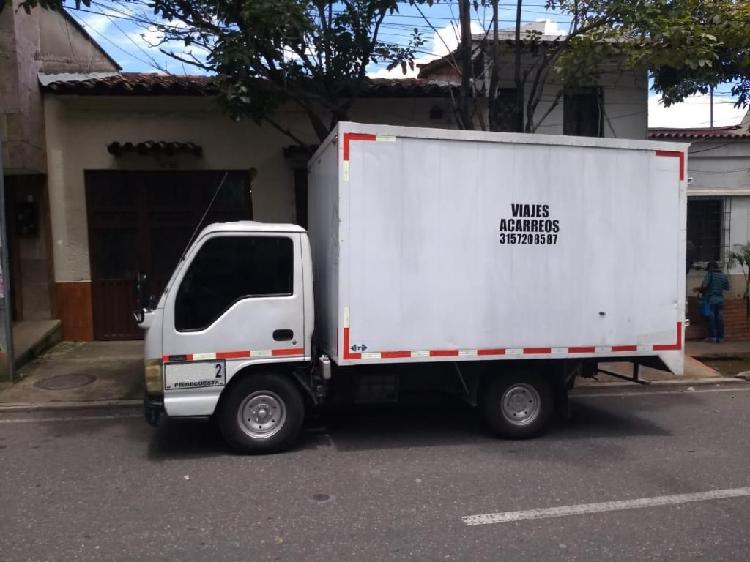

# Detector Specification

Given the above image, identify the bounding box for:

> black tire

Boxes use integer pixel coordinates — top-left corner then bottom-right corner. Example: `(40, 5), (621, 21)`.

(479, 372), (554, 439)
(218, 373), (305, 454)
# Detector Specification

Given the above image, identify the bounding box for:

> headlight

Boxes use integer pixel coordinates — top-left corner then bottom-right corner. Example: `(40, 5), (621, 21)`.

(144, 359), (163, 393)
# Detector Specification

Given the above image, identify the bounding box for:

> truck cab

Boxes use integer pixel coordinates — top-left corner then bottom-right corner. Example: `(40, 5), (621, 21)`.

(140, 221), (314, 452)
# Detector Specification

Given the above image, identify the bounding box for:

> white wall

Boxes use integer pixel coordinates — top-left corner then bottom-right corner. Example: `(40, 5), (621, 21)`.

(684, 138), (750, 287)
(436, 51), (649, 139)
(43, 94), (453, 282)
(688, 139), (750, 193)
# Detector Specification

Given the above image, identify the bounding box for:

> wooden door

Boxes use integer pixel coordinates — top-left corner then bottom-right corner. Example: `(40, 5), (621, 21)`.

(85, 171), (252, 340)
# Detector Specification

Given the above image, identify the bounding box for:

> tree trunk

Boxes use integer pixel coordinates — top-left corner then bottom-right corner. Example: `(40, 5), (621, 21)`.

(488, 0), (500, 131)
(458, 0), (474, 130)
(513, 0), (525, 131)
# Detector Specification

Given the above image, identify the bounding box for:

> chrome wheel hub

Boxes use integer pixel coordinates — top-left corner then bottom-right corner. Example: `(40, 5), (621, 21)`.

(500, 383), (541, 426)
(238, 391), (286, 439)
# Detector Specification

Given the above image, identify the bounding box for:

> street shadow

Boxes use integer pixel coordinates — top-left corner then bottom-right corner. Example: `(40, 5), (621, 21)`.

(147, 418), (231, 459)
(141, 394), (677, 459)
(146, 417), (335, 461)
(322, 396), (671, 453)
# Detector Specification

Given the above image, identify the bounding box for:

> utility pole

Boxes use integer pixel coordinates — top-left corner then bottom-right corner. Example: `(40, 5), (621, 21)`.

(0, 138), (15, 382)
(710, 85), (714, 127)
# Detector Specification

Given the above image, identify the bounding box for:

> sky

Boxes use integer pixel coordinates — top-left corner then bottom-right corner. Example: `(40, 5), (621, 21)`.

(68, 0), (748, 129)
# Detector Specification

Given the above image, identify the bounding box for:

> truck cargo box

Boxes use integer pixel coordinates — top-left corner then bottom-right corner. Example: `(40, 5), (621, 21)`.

(308, 122), (687, 374)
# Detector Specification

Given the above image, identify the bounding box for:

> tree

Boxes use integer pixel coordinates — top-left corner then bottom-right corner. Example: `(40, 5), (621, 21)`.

(639, 0), (750, 107)
(421, 0), (750, 132)
(18, 0), (426, 147)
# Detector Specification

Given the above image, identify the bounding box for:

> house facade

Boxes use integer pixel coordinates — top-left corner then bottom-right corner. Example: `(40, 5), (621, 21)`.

(418, 21), (649, 140)
(41, 74), (454, 340)
(0, 0), (118, 331)
(650, 110), (750, 340)
(3, 8), (651, 343)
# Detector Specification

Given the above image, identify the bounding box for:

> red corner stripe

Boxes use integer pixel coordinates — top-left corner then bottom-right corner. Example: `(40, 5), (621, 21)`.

(653, 322), (683, 351)
(343, 132), (377, 161)
(343, 327), (361, 360)
(655, 150), (685, 181)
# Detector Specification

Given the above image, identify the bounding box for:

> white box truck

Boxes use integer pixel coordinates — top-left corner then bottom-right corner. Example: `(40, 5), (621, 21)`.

(139, 122), (688, 453)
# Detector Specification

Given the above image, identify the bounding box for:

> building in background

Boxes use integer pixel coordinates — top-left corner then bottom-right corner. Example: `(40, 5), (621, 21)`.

(0, 0), (117, 333)
(2, 8), (651, 344)
(418, 20), (649, 140)
(650, 110), (750, 340)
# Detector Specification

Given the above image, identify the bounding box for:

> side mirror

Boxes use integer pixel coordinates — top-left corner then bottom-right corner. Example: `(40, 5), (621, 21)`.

(132, 308), (144, 324)
(133, 272), (150, 324)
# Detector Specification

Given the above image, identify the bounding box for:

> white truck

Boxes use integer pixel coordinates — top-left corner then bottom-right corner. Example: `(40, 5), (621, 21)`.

(139, 122), (688, 453)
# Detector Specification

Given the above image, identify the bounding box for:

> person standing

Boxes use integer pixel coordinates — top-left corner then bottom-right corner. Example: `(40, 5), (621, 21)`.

(699, 262), (730, 343)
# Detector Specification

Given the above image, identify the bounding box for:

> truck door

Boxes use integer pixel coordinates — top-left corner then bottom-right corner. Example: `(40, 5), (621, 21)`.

(161, 232), (305, 401)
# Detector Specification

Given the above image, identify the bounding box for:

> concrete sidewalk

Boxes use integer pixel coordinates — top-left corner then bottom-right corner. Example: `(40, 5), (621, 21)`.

(0, 341), (143, 407)
(686, 340), (750, 359)
(0, 339), (747, 408)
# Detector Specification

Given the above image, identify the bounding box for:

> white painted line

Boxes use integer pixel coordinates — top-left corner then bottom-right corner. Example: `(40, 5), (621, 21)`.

(463, 486), (750, 526)
(574, 385), (750, 399)
(0, 413), (142, 424)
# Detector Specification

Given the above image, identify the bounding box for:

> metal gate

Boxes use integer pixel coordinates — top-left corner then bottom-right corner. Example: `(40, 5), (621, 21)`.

(85, 170), (251, 340)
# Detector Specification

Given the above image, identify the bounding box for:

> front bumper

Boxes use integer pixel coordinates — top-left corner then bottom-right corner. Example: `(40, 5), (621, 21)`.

(144, 392), (165, 426)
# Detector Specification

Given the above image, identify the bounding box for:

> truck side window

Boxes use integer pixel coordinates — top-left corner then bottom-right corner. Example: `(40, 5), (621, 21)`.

(175, 236), (293, 331)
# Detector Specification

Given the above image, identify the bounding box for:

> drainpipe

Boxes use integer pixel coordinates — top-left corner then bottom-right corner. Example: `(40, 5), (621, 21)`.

(0, 138), (16, 382)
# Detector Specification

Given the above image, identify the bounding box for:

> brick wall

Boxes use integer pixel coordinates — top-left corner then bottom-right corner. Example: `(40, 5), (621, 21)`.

(687, 296), (750, 341)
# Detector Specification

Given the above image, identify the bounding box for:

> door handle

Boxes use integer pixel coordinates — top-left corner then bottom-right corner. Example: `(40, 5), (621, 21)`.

(273, 329), (294, 341)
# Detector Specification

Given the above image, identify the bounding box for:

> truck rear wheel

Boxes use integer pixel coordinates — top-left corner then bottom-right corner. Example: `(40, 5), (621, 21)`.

(219, 373), (305, 454)
(480, 372), (553, 439)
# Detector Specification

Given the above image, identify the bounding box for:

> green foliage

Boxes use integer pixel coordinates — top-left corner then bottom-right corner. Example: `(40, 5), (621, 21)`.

(729, 241), (750, 316)
(548, 0), (750, 107)
(149, 0), (427, 143)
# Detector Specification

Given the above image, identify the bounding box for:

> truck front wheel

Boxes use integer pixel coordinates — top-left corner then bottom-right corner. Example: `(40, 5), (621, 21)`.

(480, 372), (554, 439)
(219, 373), (305, 454)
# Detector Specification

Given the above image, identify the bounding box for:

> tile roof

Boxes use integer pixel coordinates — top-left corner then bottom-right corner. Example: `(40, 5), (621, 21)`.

(41, 72), (450, 98)
(648, 126), (750, 140)
(649, 112), (750, 140)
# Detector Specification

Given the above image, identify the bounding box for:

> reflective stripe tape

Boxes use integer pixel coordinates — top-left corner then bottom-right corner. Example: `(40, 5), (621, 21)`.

(272, 347), (305, 357)
(216, 350), (251, 360)
(163, 348), (303, 363)
(568, 346), (596, 353)
(340, 312), (681, 361)
(430, 350), (459, 357)
(478, 348), (506, 356)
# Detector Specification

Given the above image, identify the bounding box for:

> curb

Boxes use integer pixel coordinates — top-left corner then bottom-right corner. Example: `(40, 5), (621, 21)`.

(0, 399), (142, 412)
(577, 376), (745, 389)
(0, 378), (746, 411)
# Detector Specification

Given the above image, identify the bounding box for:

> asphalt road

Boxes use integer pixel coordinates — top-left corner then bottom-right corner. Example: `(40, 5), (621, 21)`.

(1, 384), (749, 562)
